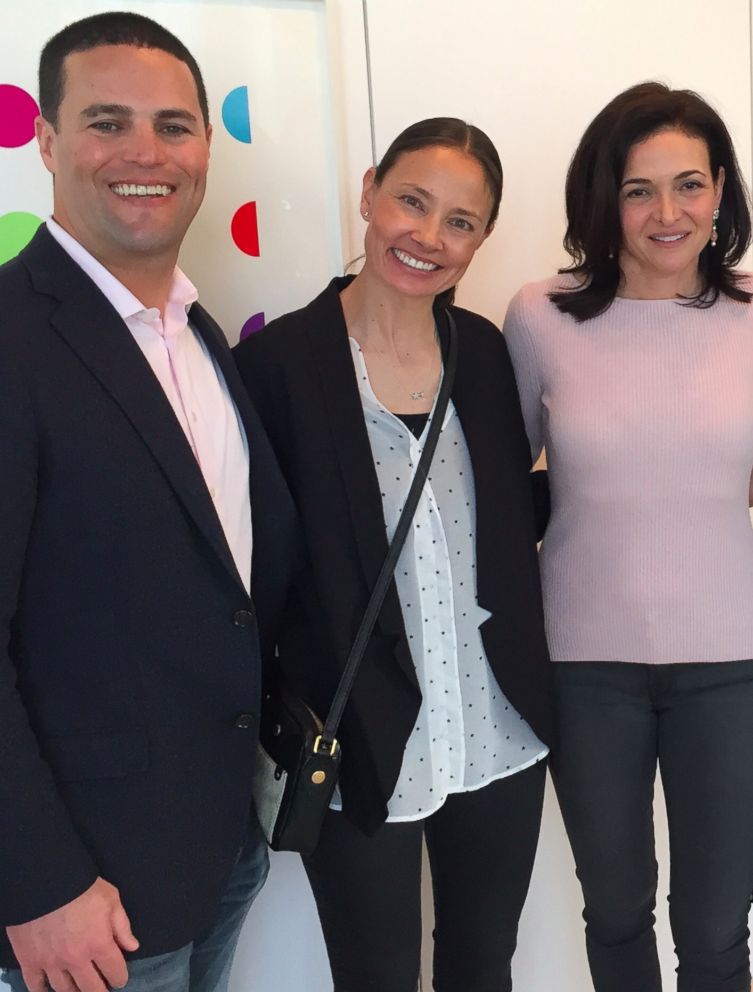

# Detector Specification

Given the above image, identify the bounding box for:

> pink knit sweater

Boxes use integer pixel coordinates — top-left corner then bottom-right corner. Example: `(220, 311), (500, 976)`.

(503, 275), (753, 663)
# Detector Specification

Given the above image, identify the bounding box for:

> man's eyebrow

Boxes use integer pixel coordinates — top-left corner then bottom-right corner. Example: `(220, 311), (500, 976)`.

(78, 105), (199, 125)
(154, 109), (199, 124)
(80, 103), (132, 119)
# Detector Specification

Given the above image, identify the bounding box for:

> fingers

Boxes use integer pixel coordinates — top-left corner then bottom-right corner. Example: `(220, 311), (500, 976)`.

(110, 902), (139, 954)
(18, 966), (47, 992)
(22, 956), (126, 992)
(47, 963), (105, 992)
(43, 969), (78, 992)
(7, 878), (135, 992)
(91, 944), (129, 990)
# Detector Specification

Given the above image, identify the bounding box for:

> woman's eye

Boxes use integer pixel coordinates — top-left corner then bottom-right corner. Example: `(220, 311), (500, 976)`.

(680, 180), (703, 191)
(401, 194), (423, 210)
(449, 217), (473, 232)
(624, 187), (649, 199)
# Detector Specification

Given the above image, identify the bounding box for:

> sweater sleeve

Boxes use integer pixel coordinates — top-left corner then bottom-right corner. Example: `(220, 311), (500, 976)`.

(502, 287), (545, 462)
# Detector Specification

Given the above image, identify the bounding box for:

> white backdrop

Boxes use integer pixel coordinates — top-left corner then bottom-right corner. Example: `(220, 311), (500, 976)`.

(1, 1), (752, 990)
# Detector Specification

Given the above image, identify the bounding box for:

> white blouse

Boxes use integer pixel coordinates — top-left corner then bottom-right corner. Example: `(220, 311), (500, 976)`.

(332, 338), (547, 823)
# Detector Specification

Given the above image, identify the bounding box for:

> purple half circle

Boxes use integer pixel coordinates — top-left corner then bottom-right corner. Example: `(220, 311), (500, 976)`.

(240, 312), (266, 340)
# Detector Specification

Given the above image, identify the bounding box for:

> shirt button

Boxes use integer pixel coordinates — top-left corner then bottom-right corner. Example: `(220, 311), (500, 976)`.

(233, 609), (255, 627)
(210, 488), (217, 500)
(235, 713), (255, 729)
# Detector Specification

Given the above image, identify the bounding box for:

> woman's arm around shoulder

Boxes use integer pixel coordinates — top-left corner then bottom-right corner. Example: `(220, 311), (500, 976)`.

(501, 278), (562, 461)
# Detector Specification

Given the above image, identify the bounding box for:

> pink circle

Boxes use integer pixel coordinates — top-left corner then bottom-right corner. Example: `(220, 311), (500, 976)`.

(0, 84), (39, 148)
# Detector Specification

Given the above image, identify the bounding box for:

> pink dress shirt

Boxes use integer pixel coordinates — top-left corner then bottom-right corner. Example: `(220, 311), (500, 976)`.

(46, 218), (252, 593)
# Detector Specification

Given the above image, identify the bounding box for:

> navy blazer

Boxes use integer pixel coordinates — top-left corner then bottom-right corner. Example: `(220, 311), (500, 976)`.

(0, 227), (298, 965)
(234, 276), (553, 836)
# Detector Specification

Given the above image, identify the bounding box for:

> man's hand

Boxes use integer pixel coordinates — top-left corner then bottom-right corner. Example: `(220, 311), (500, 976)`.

(7, 877), (139, 992)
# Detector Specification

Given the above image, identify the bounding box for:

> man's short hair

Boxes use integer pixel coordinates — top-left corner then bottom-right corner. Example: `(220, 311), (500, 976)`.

(39, 11), (210, 130)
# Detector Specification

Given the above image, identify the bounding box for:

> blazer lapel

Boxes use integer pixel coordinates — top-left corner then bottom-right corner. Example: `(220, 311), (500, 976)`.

(304, 279), (404, 641)
(23, 229), (245, 593)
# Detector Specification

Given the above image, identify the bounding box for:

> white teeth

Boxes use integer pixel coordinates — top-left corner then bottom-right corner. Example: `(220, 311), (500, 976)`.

(111, 183), (173, 197)
(652, 233), (686, 242)
(393, 248), (440, 272)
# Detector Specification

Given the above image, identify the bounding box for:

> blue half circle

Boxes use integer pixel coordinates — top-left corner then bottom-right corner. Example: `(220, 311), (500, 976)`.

(222, 86), (252, 144)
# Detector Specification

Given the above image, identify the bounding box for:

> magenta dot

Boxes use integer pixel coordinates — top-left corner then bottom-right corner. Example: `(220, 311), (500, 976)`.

(0, 85), (39, 148)
(240, 312), (266, 340)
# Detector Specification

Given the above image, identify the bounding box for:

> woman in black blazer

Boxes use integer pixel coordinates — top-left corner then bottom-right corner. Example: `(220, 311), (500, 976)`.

(234, 118), (552, 992)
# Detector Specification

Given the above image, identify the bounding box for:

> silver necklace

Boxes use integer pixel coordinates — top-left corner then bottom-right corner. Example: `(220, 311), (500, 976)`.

(407, 321), (441, 400)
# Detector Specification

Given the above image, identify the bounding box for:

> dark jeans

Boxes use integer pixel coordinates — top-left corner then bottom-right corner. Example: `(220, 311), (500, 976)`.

(551, 660), (753, 992)
(302, 760), (546, 992)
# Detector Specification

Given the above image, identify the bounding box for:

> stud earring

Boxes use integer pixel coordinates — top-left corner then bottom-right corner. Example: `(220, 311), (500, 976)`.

(362, 210), (370, 220)
(710, 208), (720, 247)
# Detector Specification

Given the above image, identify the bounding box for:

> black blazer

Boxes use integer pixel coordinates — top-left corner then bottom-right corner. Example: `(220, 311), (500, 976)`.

(0, 227), (299, 965)
(234, 277), (553, 836)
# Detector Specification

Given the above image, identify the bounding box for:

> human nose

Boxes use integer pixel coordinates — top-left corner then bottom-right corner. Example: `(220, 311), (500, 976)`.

(411, 212), (442, 250)
(654, 189), (681, 225)
(122, 123), (167, 167)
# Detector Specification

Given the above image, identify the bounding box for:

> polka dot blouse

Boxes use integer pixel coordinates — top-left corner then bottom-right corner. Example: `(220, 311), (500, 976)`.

(331, 339), (547, 823)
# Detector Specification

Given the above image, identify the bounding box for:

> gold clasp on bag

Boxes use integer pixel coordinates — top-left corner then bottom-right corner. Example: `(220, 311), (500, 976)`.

(311, 770), (326, 785)
(313, 735), (339, 756)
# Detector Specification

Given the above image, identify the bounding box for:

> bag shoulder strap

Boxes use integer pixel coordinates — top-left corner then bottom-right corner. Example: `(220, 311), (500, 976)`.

(318, 309), (458, 751)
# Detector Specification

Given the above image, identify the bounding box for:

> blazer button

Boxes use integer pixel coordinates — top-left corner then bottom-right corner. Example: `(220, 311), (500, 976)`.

(233, 609), (255, 627)
(235, 713), (256, 729)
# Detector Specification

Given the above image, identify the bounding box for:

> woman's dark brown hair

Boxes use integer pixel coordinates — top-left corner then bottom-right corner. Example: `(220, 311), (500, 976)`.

(550, 82), (752, 321)
(372, 117), (503, 308)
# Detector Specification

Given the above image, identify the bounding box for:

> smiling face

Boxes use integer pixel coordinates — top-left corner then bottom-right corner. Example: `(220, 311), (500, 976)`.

(617, 128), (724, 298)
(360, 145), (494, 301)
(36, 44), (211, 272)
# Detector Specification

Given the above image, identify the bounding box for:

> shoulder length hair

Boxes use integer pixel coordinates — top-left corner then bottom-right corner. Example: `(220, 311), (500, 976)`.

(550, 81), (752, 321)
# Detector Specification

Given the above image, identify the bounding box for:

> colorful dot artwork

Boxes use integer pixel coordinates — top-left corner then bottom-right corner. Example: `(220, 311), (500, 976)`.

(221, 85), (264, 332)
(0, 84), (39, 148)
(221, 86), (252, 144)
(0, 211), (42, 265)
(231, 201), (260, 257)
(240, 312), (266, 340)
(1, 78), (267, 328)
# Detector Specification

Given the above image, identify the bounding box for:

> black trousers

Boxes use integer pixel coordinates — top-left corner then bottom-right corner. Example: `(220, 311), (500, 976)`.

(302, 760), (546, 992)
(551, 660), (753, 992)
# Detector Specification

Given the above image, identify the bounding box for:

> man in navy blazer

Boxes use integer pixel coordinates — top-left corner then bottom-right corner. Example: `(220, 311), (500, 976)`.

(0, 12), (297, 992)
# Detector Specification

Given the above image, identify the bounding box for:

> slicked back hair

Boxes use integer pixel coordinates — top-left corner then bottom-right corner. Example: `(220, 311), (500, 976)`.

(39, 11), (209, 130)
(550, 82), (751, 321)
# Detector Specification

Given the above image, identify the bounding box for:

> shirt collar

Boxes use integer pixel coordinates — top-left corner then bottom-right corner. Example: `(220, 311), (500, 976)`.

(45, 217), (198, 323)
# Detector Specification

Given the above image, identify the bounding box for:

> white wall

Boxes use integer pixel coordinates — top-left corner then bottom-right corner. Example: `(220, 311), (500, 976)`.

(241, 2), (753, 989)
(1, 2), (752, 990)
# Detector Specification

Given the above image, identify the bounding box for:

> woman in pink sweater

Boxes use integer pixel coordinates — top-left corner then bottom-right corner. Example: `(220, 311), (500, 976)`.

(504, 82), (753, 992)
